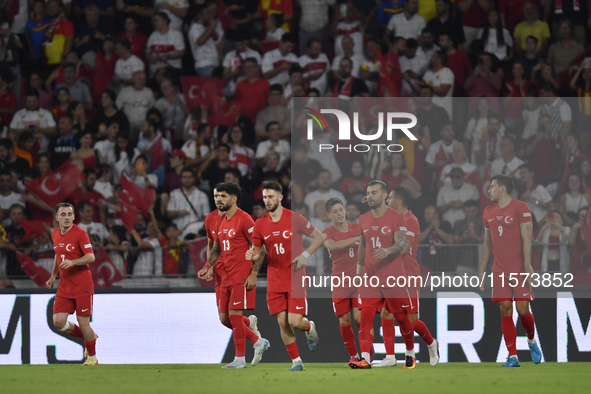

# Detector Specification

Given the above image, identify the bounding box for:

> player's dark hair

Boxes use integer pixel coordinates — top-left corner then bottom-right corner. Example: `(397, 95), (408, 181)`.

(491, 174), (514, 195)
(325, 197), (344, 213)
(262, 181), (283, 193)
(216, 182), (242, 202)
(392, 186), (412, 207)
(0, 138), (13, 151)
(463, 199), (479, 209)
(54, 202), (74, 214)
(368, 180), (388, 193)
(78, 200), (93, 212)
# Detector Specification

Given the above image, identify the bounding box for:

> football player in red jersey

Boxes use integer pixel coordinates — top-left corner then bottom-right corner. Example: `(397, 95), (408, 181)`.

(245, 182), (324, 371)
(46, 202), (98, 366)
(375, 186), (439, 367)
(478, 175), (542, 367)
(349, 180), (416, 370)
(197, 182), (270, 369)
(322, 198), (364, 364)
(204, 185), (261, 341)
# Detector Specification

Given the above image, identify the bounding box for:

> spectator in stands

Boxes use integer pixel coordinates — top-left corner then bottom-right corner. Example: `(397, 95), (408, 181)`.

(428, 0), (465, 48)
(264, 13), (286, 42)
(183, 123), (213, 168)
(416, 85), (449, 138)
(0, 139), (29, 180)
(331, 4), (364, 59)
(262, 33), (298, 86)
(136, 118), (172, 184)
(439, 143), (478, 190)
(201, 143), (231, 189)
(518, 36), (541, 78)
(524, 114), (562, 185)
(477, 9), (513, 63)
(518, 163), (552, 223)
(464, 52), (503, 110)
(188, 4), (225, 77)
(304, 169), (346, 220)
(359, 38), (380, 95)
(426, 122), (461, 176)
(457, 0), (491, 50)
(571, 64), (591, 150)
(222, 36), (262, 97)
(544, 0), (586, 45)
(235, 57), (270, 123)
(94, 164), (113, 200)
(421, 50), (454, 118)
(93, 90), (130, 138)
(326, 56), (369, 98)
(113, 39), (145, 89)
(74, 5), (115, 64)
(55, 63), (92, 110)
(418, 204), (454, 269)
(536, 210), (570, 272)
(43, 0), (74, 68)
(0, 169), (24, 218)
(222, 124), (255, 178)
(9, 89), (56, 154)
(539, 82), (572, 143)
(252, 199), (266, 220)
(490, 136), (524, 179)
(513, 2), (550, 56)
(437, 167), (480, 226)
(166, 167), (209, 235)
(71, 130), (103, 170)
(156, 0), (188, 32)
(522, 90), (541, 141)
(379, 152), (421, 192)
(339, 160), (371, 203)
(0, 74), (16, 126)
(116, 70), (155, 143)
(25, 0), (50, 71)
(415, 28), (439, 74)
(386, 0), (425, 41)
(452, 199), (484, 271)
(29, 73), (52, 111)
(14, 132), (34, 167)
(48, 115), (77, 168)
(331, 35), (365, 80)
(345, 201), (362, 223)
(112, 131), (139, 183)
(77, 200), (109, 245)
(255, 84), (291, 140)
(299, 38), (330, 95)
(70, 101), (88, 134)
(547, 19), (583, 74)
(52, 87), (70, 124)
(438, 32), (471, 97)
(118, 16), (147, 59)
(105, 225), (129, 275)
(146, 12), (185, 77)
(399, 39), (423, 96)
(298, 0), (336, 54)
(154, 78), (188, 144)
(255, 121), (290, 168)
(130, 210), (162, 277)
(131, 154), (158, 189)
(559, 173), (591, 226)
(503, 60), (531, 129)
(69, 168), (106, 225)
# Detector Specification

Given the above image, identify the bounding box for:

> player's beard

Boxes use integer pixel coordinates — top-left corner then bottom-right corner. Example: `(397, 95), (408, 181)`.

(218, 202), (233, 212)
(370, 199), (383, 211)
(266, 201), (280, 212)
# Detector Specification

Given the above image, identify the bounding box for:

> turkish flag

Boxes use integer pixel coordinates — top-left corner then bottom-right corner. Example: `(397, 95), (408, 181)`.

(90, 247), (124, 287)
(180, 76), (225, 113)
(16, 251), (51, 288)
(479, 166), (493, 217)
(187, 237), (214, 287)
(120, 172), (154, 216)
(25, 161), (85, 208)
(147, 134), (165, 171)
(16, 219), (46, 244)
(464, 168), (482, 191)
(209, 100), (242, 127)
(119, 193), (139, 232)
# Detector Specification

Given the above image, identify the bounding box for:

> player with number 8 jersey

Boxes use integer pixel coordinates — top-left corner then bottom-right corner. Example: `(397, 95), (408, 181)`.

(247, 182), (325, 371)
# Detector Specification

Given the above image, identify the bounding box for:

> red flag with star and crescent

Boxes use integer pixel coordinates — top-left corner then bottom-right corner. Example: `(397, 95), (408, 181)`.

(90, 247), (124, 287)
(180, 76), (225, 113)
(120, 172), (155, 216)
(16, 251), (52, 288)
(25, 161), (85, 208)
(147, 134), (165, 171)
(188, 237), (214, 287)
(119, 192), (139, 232)
(16, 219), (46, 244)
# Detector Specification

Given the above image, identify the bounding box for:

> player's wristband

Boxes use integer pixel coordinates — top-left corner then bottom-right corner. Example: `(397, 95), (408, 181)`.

(301, 251), (310, 259)
(204, 263), (211, 269)
(357, 264), (363, 275)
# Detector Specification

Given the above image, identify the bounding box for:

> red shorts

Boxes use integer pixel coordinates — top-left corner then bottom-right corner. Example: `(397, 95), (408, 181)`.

(404, 287), (420, 314)
(267, 291), (307, 316)
(332, 290), (361, 317)
(491, 272), (535, 302)
(53, 294), (93, 316)
(218, 283), (256, 313)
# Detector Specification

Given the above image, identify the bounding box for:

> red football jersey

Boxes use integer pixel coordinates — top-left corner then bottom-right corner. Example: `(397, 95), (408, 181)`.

(205, 209), (226, 281)
(483, 199), (532, 273)
(323, 223), (360, 278)
(51, 224), (94, 298)
(213, 208), (254, 286)
(358, 207), (407, 279)
(403, 211), (421, 278)
(253, 209), (315, 292)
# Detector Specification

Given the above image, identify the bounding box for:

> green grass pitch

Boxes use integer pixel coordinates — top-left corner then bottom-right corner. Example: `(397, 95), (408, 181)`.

(1, 363), (590, 394)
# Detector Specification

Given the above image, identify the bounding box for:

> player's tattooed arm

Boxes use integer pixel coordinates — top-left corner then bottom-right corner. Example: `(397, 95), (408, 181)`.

(520, 222), (535, 283)
(206, 242), (220, 268)
(374, 230), (407, 260)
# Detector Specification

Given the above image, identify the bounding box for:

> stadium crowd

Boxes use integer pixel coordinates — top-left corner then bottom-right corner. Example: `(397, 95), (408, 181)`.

(0, 0), (591, 285)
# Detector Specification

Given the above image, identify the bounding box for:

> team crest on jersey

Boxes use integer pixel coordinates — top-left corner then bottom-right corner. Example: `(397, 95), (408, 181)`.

(282, 231), (292, 239)
(504, 216), (514, 224)
(381, 226), (391, 234)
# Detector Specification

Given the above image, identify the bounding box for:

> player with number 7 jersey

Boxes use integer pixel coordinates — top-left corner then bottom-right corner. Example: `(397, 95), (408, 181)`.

(246, 182), (325, 371)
